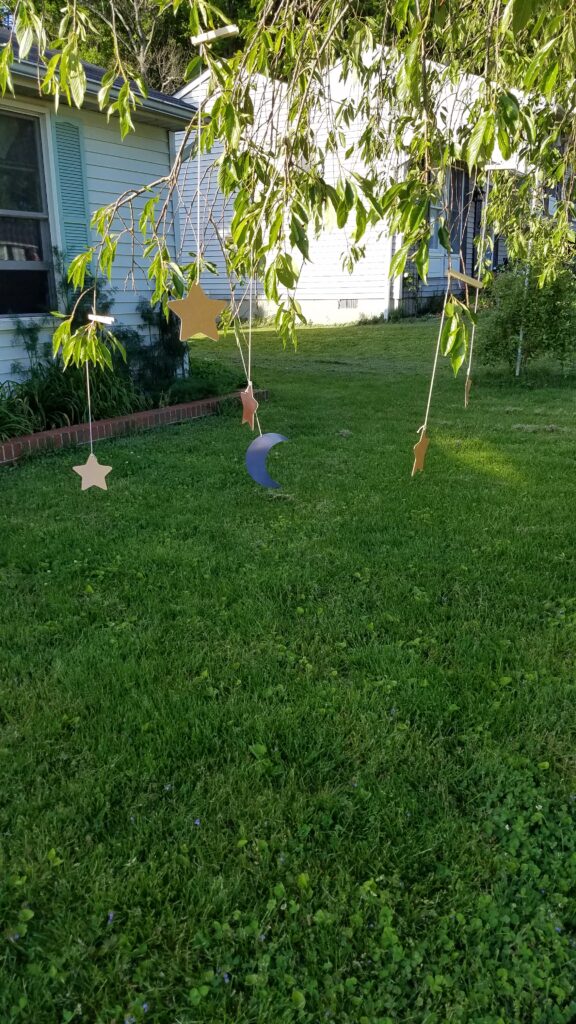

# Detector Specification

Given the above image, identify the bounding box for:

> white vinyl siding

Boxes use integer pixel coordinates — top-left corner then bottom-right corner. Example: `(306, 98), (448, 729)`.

(1, 98), (177, 379)
(176, 74), (393, 323)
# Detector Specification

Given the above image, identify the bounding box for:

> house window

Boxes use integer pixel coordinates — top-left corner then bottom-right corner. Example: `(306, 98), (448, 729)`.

(429, 201), (443, 250)
(429, 168), (468, 256)
(0, 111), (53, 316)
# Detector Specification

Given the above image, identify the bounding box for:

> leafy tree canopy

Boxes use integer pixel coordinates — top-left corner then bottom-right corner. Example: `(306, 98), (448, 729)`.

(37, 0), (253, 92)
(1, 0), (574, 368)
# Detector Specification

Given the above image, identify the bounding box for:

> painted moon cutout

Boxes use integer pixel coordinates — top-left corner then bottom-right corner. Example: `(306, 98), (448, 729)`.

(246, 432), (289, 489)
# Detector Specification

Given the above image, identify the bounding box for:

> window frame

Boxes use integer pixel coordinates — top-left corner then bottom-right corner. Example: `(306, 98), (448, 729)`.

(0, 109), (56, 316)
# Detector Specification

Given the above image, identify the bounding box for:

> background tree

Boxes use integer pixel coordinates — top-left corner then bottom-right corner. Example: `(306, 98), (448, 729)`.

(2, 0), (575, 367)
(39, 0), (254, 92)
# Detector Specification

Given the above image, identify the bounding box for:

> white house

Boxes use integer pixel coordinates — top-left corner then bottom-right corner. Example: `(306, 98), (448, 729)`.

(0, 27), (192, 380)
(173, 67), (507, 325)
(174, 69), (399, 325)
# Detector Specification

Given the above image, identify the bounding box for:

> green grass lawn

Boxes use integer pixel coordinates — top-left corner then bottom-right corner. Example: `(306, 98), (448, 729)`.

(1, 321), (575, 1024)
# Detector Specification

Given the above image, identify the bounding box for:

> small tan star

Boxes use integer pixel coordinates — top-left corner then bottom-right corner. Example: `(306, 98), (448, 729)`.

(73, 452), (112, 491)
(240, 383), (259, 430)
(464, 375), (472, 408)
(412, 431), (430, 476)
(167, 284), (227, 342)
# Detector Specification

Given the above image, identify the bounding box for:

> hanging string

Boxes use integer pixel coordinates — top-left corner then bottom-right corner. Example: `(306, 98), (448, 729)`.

(419, 266), (451, 436)
(235, 268), (263, 437)
(247, 267), (263, 437)
(196, 48), (203, 286)
(247, 266), (253, 384)
(193, 55), (261, 438)
(465, 168), (492, 392)
(417, 168), (466, 435)
(229, 277), (261, 434)
(85, 361), (94, 455)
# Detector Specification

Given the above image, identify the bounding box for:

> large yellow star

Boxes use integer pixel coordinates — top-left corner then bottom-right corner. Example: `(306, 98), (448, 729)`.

(73, 452), (112, 491)
(411, 431), (430, 476)
(167, 284), (227, 342)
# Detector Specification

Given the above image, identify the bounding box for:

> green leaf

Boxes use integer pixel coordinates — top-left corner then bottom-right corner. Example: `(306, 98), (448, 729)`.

(497, 122), (512, 160)
(15, 24), (34, 60)
(354, 201), (367, 242)
(511, 0), (534, 34)
(68, 63), (87, 108)
(276, 254), (299, 289)
(336, 201), (349, 229)
(466, 111), (494, 168)
(541, 62), (559, 100)
(0, 45), (15, 96)
(414, 237), (429, 283)
(290, 217), (309, 260)
(438, 223), (451, 253)
(389, 241), (411, 280)
(450, 324), (467, 375)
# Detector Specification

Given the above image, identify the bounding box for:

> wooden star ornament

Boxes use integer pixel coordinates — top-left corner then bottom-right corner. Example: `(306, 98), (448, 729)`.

(73, 452), (112, 491)
(167, 284), (227, 342)
(411, 431), (430, 476)
(240, 383), (259, 430)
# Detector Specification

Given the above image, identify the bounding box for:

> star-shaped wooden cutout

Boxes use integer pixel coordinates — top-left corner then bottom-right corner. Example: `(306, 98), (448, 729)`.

(240, 383), (259, 430)
(167, 284), (227, 342)
(411, 431), (430, 476)
(73, 452), (112, 491)
(464, 375), (472, 408)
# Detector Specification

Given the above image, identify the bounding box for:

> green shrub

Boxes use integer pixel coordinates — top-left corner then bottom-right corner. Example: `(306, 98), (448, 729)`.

(19, 363), (148, 432)
(0, 365), (148, 440)
(124, 301), (188, 398)
(167, 358), (245, 404)
(478, 264), (576, 371)
(0, 382), (35, 441)
(20, 364), (147, 432)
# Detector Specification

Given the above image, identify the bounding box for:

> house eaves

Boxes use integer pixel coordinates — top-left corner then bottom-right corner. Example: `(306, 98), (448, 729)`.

(0, 28), (195, 129)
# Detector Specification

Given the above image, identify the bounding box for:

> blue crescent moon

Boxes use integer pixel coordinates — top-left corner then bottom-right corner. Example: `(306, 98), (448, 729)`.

(246, 432), (289, 488)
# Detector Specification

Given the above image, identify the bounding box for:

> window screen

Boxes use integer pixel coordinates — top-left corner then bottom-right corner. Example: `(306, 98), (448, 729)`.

(0, 112), (53, 315)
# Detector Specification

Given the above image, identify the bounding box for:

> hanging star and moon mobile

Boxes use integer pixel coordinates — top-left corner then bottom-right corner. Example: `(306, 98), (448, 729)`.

(240, 383), (259, 430)
(412, 430), (430, 476)
(167, 284), (227, 342)
(73, 451), (112, 491)
(187, 23), (287, 488)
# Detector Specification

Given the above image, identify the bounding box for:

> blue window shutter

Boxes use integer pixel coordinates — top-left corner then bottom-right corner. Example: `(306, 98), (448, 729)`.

(52, 120), (91, 260)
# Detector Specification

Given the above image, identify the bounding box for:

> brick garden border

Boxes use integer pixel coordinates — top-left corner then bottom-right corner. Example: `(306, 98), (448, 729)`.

(0, 389), (268, 467)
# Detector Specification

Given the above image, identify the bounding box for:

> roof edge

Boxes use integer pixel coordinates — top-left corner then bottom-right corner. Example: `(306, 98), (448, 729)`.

(173, 69), (212, 101)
